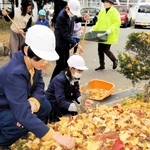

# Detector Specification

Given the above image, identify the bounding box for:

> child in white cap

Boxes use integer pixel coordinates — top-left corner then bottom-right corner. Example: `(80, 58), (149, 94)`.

(0, 25), (75, 150)
(46, 54), (93, 121)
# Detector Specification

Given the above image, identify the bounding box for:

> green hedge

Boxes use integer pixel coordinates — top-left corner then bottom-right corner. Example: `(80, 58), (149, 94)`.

(0, 18), (11, 31)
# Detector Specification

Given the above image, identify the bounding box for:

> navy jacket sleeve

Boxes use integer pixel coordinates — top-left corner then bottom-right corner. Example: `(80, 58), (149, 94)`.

(47, 78), (71, 110)
(57, 16), (76, 46)
(75, 16), (84, 23)
(23, 17), (32, 32)
(4, 73), (49, 139)
(4, 9), (14, 22)
(73, 81), (81, 100)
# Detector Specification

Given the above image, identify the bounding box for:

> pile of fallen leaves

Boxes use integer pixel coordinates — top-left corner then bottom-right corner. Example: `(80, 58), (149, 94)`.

(89, 89), (109, 100)
(10, 97), (150, 150)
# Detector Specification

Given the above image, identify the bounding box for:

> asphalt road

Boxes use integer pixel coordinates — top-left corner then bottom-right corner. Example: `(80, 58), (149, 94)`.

(0, 26), (149, 94)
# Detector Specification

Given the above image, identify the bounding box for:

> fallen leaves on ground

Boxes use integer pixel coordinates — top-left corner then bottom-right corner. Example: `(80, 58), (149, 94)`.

(10, 97), (150, 150)
(0, 30), (10, 47)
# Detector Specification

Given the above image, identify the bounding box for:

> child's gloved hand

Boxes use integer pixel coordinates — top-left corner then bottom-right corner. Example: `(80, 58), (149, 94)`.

(68, 103), (77, 112)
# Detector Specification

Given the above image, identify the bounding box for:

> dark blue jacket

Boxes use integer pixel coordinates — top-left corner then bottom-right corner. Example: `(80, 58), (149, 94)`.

(45, 72), (80, 112)
(0, 51), (49, 139)
(36, 18), (50, 28)
(54, 9), (83, 49)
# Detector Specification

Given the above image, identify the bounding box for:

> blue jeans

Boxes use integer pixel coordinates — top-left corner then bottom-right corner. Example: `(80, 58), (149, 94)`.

(72, 37), (80, 43)
(0, 98), (51, 146)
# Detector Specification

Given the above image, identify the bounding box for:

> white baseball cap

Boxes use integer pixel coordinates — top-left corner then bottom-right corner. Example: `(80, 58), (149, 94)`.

(67, 54), (88, 70)
(25, 25), (59, 61)
(68, 0), (81, 16)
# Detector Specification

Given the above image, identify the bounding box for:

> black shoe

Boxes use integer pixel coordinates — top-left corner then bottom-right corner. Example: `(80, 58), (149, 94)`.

(95, 66), (105, 71)
(113, 60), (118, 69)
(0, 146), (10, 150)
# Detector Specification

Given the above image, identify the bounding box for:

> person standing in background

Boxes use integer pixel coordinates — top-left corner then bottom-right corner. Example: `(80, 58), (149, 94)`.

(90, 0), (121, 71)
(36, 9), (50, 27)
(2, 0), (34, 57)
(51, 0), (67, 25)
(50, 0), (89, 81)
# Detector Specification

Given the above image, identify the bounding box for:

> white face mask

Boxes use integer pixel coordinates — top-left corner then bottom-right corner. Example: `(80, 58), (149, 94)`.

(73, 72), (82, 78)
(67, 12), (74, 18)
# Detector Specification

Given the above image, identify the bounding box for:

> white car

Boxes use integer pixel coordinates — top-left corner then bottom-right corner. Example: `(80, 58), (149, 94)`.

(134, 3), (150, 28)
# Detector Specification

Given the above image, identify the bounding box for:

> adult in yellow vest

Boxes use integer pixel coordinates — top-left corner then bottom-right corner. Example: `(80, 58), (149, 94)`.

(90, 0), (121, 70)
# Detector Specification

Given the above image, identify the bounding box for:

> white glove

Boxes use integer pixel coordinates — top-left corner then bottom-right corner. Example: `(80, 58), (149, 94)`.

(89, 28), (93, 33)
(77, 96), (82, 103)
(68, 103), (77, 112)
(106, 29), (111, 35)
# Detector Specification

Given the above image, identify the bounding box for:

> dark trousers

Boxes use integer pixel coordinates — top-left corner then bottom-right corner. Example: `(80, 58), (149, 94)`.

(50, 46), (70, 81)
(0, 98), (51, 146)
(98, 43), (117, 67)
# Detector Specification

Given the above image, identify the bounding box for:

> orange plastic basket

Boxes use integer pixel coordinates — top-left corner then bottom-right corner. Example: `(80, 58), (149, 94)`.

(87, 79), (115, 101)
